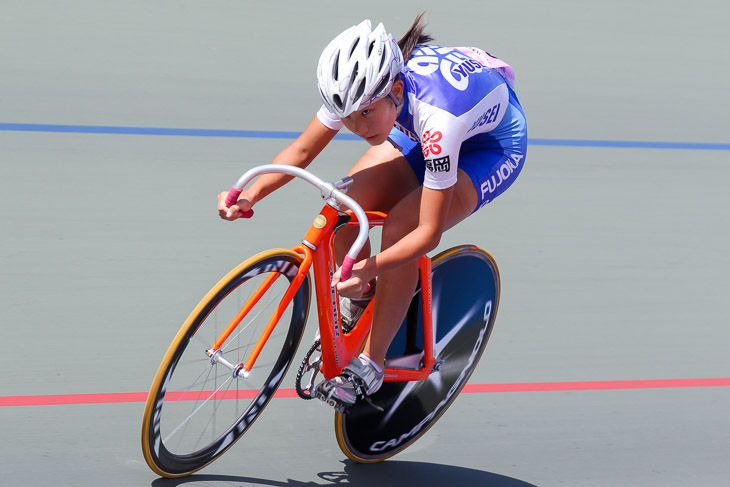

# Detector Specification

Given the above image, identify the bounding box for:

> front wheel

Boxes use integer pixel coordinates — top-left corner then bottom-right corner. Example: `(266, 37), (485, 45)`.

(141, 249), (310, 478)
(334, 245), (500, 462)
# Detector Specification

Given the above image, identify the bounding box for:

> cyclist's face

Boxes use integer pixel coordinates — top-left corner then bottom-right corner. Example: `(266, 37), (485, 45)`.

(342, 81), (404, 146)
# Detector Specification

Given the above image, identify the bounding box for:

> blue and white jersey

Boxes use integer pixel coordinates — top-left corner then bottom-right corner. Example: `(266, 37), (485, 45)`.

(317, 45), (526, 191)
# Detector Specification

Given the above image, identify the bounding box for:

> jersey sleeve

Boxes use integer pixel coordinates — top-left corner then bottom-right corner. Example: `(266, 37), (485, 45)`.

(316, 105), (344, 131)
(415, 106), (469, 190)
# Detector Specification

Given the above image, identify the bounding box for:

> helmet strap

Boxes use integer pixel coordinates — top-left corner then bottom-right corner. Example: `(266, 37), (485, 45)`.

(388, 91), (403, 113)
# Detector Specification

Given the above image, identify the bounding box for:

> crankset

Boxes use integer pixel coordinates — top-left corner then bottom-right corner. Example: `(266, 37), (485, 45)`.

(295, 338), (323, 399)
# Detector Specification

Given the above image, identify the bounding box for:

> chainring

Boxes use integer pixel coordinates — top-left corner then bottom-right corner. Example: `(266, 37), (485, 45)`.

(295, 338), (323, 399)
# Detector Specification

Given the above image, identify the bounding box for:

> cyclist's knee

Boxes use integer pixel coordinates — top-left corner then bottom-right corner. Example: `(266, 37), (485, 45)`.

(346, 150), (419, 211)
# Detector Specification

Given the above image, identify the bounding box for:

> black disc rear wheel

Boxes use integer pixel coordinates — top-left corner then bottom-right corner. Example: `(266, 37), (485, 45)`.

(334, 245), (499, 462)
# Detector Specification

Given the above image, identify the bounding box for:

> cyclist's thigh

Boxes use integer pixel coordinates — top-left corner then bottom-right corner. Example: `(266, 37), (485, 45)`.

(380, 169), (477, 248)
(345, 140), (420, 212)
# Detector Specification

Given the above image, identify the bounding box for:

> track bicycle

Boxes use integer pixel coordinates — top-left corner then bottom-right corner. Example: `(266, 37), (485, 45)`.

(141, 165), (500, 478)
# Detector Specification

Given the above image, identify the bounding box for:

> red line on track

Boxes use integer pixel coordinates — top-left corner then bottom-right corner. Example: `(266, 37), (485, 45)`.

(2, 378), (729, 407)
(460, 378), (730, 393)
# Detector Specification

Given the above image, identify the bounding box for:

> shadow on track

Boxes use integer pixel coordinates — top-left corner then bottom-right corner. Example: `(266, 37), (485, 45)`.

(150, 460), (538, 487)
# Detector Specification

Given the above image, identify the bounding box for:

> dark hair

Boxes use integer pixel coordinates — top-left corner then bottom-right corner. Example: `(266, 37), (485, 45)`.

(397, 12), (434, 61)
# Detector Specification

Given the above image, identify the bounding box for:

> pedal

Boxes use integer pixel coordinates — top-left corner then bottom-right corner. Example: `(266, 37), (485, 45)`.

(313, 376), (384, 414)
(313, 384), (350, 414)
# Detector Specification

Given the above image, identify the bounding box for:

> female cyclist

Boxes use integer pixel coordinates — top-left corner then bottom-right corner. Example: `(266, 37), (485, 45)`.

(218, 13), (527, 408)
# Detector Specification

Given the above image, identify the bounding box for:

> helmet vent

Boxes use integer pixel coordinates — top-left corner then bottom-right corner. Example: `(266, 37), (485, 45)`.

(368, 40), (375, 57)
(372, 75), (390, 98)
(332, 52), (340, 81)
(350, 62), (359, 84)
(349, 38), (360, 59)
(333, 94), (344, 110)
(354, 79), (366, 102)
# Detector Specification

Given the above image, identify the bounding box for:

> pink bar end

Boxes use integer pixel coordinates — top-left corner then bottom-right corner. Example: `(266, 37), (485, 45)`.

(225, 187), (254, 219)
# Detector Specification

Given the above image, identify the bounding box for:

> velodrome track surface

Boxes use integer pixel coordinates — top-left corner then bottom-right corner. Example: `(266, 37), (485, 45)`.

(2, 1), (729, 486)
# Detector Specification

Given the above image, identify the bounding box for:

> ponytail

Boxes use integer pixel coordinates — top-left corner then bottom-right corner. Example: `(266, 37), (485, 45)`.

(397, 12), (434, 61)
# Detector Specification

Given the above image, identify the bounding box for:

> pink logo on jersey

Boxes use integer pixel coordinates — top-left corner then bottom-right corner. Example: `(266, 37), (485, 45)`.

(422, 131), (443, 158)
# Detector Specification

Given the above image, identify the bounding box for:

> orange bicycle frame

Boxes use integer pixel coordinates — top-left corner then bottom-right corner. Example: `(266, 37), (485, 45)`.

(208, 202), (437, 382)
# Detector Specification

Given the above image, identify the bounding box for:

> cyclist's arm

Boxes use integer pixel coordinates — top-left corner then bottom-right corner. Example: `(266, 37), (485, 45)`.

(368, 185), (453, 276)
(333, 184), (454, 294)
(243, 116), (339, 204)
(219, 116), (337, 218)
(366, 113), (468, 274)
(335, 112), (465, 289)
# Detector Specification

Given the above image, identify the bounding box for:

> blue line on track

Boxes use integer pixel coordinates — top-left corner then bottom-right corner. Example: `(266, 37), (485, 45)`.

(2, 123), (729, 151)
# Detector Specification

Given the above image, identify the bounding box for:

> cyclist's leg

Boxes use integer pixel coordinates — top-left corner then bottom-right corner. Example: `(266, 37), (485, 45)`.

(362, 170), (478, 365)
(363, 129), (528, 364)
(317, 171), (478, 407)
(333, 140), (420, 265)
(330, 130), (479, 365)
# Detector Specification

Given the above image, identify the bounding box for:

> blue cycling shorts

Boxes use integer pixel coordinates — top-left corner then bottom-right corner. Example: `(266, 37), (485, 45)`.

(387, 99), (527, 212)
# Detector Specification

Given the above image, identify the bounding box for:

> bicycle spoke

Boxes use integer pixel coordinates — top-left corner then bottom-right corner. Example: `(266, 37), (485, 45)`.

(167, 364), (217, 452)
(163, 373), (235, 444)
(223, 330), (287, 358)
(192, 373), (238, 452)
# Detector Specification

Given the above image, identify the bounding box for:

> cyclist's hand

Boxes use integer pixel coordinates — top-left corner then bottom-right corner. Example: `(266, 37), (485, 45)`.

(332, 263), (371, 298)
(218, 191), (253, 220)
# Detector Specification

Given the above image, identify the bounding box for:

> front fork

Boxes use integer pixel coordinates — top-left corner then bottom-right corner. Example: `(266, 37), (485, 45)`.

(205, 248), (314, 379)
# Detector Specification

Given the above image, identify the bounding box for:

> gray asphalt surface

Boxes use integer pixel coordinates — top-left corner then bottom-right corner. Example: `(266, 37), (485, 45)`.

(2, 1), (729, 486)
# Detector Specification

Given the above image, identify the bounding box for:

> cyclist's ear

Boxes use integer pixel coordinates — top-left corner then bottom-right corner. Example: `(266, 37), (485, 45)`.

(390, 80), (404, 107)
(391, 79), (404, 97)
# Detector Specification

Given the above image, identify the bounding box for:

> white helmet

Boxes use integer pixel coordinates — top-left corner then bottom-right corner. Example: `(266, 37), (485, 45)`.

(317, 20), (404, 118)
